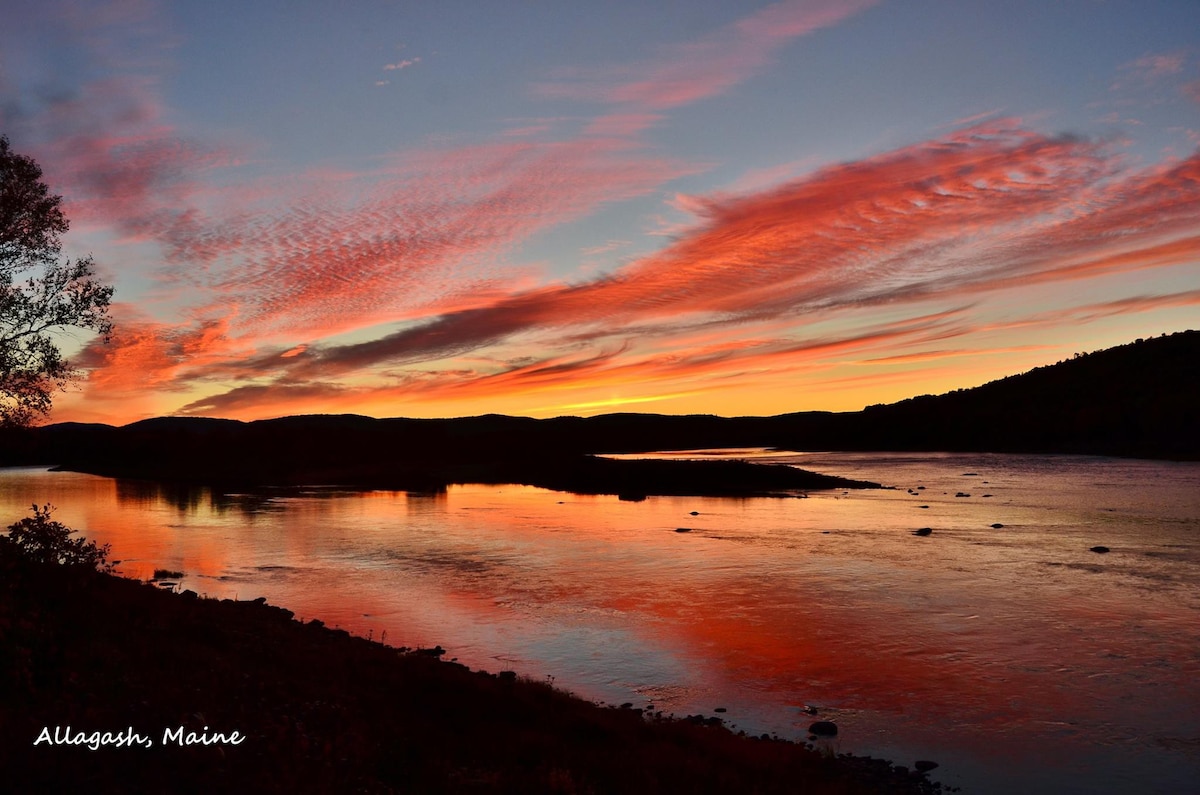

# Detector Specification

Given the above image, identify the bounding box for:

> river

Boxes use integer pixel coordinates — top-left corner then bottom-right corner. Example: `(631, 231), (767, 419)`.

(2, 451), (1198, 794)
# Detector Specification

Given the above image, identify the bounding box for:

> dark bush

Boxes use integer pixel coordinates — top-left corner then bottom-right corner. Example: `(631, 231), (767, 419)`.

(3, 503), (113, 572)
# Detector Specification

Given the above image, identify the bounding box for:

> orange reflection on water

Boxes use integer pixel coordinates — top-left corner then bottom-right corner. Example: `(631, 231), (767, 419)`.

(6, 455), (1197, 795)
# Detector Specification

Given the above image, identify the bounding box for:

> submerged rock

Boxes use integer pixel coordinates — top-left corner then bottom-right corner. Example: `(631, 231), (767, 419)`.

(1090, 545), (1111, 554)
(913, 527), (933, 536)
(675, 527), (692, 533)
(990, 523), (1004, 529)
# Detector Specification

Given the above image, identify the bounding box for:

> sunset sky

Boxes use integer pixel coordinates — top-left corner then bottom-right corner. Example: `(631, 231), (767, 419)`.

(3, 0), (1199, 425)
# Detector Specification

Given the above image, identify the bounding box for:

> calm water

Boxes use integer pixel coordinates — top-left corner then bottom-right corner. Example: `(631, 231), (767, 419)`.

(3, 452), (1198, 794)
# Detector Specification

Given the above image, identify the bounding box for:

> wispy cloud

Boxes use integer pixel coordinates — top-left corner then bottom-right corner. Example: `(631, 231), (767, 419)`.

(536, 0), (878, 111)
(0, 27), (232, 243)
(383, 57), (420, 71)
(1110, 50), (1190, 95)
(1121, 52), (1186, 81)
(71, 304), (245, 391)
(149, 137), (700, 340)
(171, 310), (966, 420)
(123, 121), (1194, 418)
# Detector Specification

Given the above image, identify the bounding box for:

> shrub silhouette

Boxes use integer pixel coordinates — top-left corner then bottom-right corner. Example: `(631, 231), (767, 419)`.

(3, 503), (113, 572)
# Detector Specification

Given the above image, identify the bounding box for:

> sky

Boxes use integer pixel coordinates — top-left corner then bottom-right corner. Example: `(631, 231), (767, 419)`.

(2, 0), (1199, 425)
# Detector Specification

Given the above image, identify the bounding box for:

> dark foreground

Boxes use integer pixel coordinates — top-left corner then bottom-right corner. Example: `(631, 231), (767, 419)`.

(0, 547), (946, 794)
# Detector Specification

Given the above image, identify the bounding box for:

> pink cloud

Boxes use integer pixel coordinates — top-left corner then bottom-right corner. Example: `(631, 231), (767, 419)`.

(55, 107), (1199, 421)
(0, 0), (222, 241)
(1111, 50), (1189, 93)
(2, 71), (237, 245)
(1125, 52), (1185, 79)
(149, 137), (701, 340)
(537, 0), (878, 111)
(256, 124), (1199, 386)
(979, 289), (1200, 333)
(583, 113), (665, 137)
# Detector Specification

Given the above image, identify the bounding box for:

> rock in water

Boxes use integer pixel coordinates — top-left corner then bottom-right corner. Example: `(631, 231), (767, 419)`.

(1090, 545), (1110, 553)
(808, 720), (838, 736)
(913, 527), (933, 536)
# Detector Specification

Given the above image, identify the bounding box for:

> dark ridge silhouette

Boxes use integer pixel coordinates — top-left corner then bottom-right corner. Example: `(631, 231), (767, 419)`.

(809, 329), (1200, 459)
(0, 412), (879, 495)
(0, 331), (1195, 494)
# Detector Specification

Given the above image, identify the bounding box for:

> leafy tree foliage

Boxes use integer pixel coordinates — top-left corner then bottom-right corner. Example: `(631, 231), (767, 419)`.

(1, 134), (113, 426)
(3, 503), (114, 572)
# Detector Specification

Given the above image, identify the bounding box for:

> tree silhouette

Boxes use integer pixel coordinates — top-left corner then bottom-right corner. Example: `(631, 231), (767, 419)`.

(1, 135), (112, 426)
(3, 503), (113, 572)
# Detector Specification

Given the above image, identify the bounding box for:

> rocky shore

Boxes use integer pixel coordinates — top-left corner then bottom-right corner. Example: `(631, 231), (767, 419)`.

(1, 543), (946, 794)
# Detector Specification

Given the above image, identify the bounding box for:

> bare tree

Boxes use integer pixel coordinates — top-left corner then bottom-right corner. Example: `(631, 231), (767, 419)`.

(1, 135), (113, 426)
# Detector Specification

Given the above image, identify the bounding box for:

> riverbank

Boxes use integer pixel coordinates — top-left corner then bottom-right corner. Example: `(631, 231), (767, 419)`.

(1, 544), (944, 793)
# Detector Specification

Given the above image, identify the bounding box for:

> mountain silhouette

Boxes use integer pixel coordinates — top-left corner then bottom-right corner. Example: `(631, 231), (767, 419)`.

(1, 331), (1195, 495)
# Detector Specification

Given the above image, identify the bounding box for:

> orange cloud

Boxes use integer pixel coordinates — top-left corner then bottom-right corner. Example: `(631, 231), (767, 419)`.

(262, 124), (1171, 383)
(60, 117), (1200, 423)
(169, 307), (971, 421)
(73, 306), (244, 396)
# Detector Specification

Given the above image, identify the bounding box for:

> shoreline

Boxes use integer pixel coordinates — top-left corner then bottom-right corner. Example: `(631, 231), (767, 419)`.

(1, 545), (946, 793)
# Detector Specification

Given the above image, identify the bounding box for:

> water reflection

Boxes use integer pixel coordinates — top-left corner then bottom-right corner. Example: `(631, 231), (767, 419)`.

(3, 457), (1200, 795)
(111, 477), (430, 517)
(114, 478), (212, 512)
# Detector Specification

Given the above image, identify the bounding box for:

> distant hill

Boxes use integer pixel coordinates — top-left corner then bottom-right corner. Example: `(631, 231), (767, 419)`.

(0, 331), (1195, 494)
(813, 329), (1200, 459)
